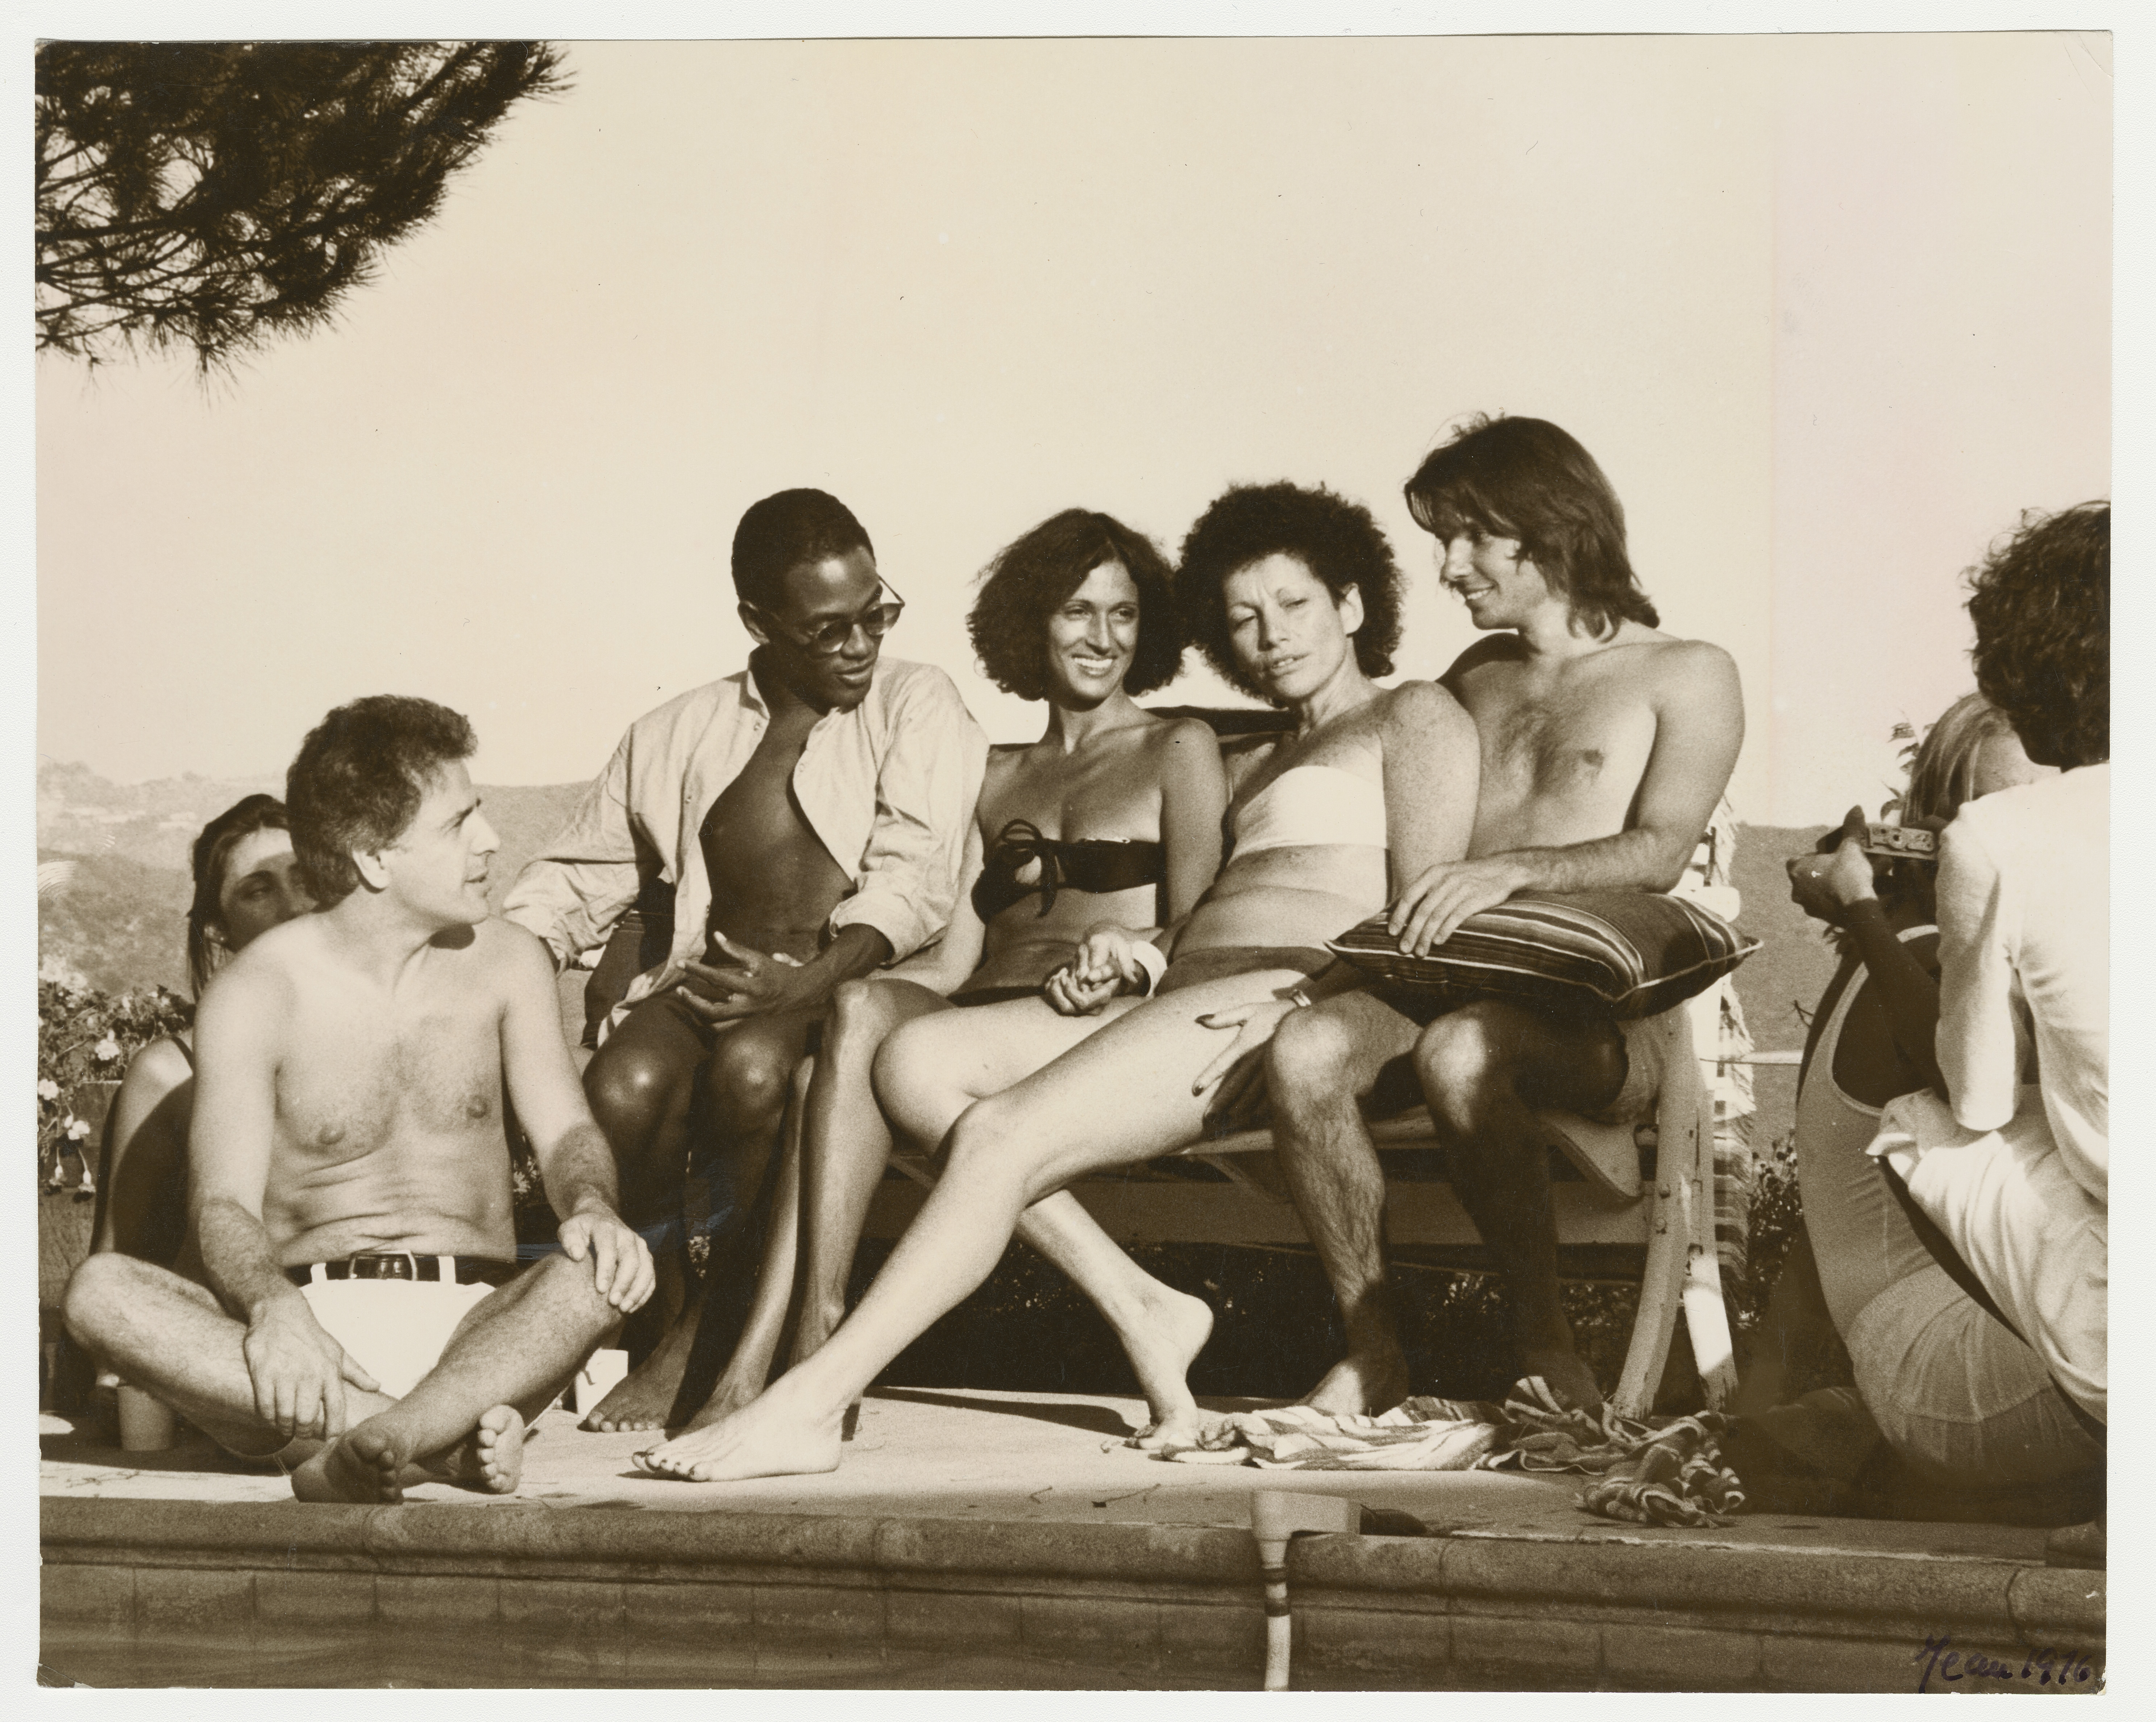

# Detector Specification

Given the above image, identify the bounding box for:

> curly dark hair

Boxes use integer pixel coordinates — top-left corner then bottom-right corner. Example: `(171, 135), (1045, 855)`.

(185, 793), (288, 997)
(968, 510), (1182, 701)
(1405, 414), (1657, 639)
(286, 695), (478, 906)
(1964, 501), (2108, 769)
(1177, 482), (1403, 701)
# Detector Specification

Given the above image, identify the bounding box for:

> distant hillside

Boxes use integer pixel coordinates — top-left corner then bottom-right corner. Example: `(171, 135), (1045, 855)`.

(37, 762), (586, 994)
(37, 848), (195, 995)
(1726, 824), (1839, 1140)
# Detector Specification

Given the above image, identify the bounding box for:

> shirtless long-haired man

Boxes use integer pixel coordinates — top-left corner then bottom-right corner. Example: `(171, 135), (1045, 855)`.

(1262, 416), (1744, 1416)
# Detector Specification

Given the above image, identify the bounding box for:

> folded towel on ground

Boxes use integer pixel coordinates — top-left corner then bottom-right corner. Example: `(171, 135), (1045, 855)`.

(1155, 1376), (1746, 1528)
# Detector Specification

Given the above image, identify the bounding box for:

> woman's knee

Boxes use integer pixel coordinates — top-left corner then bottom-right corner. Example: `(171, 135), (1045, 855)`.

(939, 1096), (1026, 1184)
(872, 1014), (946, 1114)
(828, 978), (904, 1062)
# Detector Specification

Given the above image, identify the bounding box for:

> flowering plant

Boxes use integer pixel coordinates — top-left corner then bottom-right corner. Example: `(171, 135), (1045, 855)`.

(37, 976), (192, 1188)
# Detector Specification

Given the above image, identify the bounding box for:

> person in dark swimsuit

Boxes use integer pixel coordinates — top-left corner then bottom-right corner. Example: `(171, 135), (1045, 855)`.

(676, 507), (1230, 1438)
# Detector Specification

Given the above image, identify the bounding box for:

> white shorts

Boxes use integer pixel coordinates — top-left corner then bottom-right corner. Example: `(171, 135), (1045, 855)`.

(1586, 1012), (1669, 1128)
(296, 1268), (501, 1400)
(1872, 1086), (2106, 1423)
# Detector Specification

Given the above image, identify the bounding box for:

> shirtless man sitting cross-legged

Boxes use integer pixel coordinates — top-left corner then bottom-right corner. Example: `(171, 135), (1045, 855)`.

(63, 697), (654, 1503)
(1263, 415), (1743, 1415)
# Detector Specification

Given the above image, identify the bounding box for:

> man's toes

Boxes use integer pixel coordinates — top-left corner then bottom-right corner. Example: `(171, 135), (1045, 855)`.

(471, 1406), (526, 1495)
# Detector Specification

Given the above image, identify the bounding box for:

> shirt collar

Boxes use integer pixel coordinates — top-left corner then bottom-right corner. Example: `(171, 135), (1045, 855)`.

(734, 650), (880, 731)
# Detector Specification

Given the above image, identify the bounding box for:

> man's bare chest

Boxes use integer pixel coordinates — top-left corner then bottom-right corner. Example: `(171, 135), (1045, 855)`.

(1464, 672), (1658, 804)
(274, 995), (504, 1163)
(703, 728), (844, 867)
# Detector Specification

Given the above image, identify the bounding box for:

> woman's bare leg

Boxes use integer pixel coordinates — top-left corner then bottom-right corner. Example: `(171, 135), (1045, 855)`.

(874, 995), (1214, 1444)
(636, 969), (1304, 1481)
(789, 979), (954, 1371)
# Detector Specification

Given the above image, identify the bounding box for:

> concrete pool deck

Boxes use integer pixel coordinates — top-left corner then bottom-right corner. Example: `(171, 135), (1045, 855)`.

(39, 1386), (2105, 1690)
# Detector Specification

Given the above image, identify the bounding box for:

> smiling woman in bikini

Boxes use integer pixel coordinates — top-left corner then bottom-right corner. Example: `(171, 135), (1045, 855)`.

(645, 509), (1231, 1441)
(635, 480), (1480, 1482)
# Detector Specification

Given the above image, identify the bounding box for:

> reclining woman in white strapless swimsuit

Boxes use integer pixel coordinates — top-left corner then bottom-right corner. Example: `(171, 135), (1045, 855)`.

(635, 480), (1481, 1482)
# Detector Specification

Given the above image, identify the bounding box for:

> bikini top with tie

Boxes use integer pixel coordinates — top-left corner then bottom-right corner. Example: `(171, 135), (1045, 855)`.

(972, 819), (1167, 921)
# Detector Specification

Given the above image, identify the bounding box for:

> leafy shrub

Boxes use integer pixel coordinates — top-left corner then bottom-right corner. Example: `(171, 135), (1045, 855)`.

(36, 972), (191, 1186)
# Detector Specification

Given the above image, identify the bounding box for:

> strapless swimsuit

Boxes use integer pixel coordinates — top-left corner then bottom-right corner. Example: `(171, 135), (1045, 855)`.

(1230, 764), (1387, 857)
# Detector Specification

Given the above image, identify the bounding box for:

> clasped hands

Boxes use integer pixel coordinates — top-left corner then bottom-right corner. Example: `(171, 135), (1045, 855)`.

(1042, 923), (1152, 1016)
(676, 932), (809, 1022)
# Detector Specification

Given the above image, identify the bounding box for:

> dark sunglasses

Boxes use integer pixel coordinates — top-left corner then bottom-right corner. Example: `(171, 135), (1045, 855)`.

(752, 581), (905, 656)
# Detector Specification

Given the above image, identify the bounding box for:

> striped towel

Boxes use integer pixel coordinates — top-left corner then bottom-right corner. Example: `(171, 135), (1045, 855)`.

(1157, 1377), (1746, 1529)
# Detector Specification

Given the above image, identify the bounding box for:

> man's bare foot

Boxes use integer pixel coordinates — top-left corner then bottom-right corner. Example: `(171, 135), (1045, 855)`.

(1521, 1347), (1604, 1415)
(653, 1366), (765, 1438)
(291, 1420), (408, 1504)
(1123, 1286), (1216, 1449)
(633, 1389), (843, 1483)
(441, 1405), (528, 1496)
(580, 1307), (699, 1432)
(1297, 1350), (1412, 1419)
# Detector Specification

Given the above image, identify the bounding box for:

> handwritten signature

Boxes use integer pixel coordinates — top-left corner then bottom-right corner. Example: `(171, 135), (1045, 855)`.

(1914, 1635), (2099, 1693)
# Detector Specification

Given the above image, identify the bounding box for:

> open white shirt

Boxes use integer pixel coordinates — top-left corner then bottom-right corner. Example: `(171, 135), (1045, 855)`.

(504, 657), (987, 1017)
(1934, 763), (2109, 1204)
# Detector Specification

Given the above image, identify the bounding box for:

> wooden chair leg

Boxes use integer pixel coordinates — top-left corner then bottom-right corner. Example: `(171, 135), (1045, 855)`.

(1681, 1077), (1739, 1409)
(1611, 1156), (1684, 1420)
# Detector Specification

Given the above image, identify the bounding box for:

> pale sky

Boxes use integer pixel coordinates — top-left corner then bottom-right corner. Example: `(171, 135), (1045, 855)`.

(35, 30), (2110, 826)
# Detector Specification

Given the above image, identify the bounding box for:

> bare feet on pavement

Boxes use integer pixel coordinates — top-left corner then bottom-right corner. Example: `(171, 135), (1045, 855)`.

(1298, 1349), (1412, 1419)
(633, 1387), (843, 1483)
(291, 1420), (414, 1504)
(580, 1311), (698, 1432)
(291, 1404), (531, 1503)
(1122, 1286), (1216, 1449)
(448, 1405), (529, 1495)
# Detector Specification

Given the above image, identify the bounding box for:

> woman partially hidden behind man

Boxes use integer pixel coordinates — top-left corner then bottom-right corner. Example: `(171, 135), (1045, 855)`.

(639, 480), (1482, 1482)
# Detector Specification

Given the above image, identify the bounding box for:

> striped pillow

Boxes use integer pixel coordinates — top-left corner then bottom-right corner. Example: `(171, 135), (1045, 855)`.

(1325, 891), (1759, 1020)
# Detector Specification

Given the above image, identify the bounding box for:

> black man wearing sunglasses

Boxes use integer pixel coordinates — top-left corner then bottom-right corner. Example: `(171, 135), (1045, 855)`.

(506, 489), (986, 1433)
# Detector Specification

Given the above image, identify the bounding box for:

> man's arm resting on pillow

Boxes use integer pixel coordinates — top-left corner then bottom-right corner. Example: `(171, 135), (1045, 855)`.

(1393, 642), (1743, 954)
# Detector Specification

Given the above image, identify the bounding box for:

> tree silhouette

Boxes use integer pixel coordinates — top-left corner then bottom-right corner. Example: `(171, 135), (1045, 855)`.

(36, 41), (567, 371)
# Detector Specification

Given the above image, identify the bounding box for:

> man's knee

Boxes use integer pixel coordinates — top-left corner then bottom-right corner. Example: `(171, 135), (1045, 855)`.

(1413, 1005), (1520, 1138)
(585, 1038), (687, 1137)
(61, 1252), (129, 1348)
(703, 1028), (797, 1136)
(62, 1251), (178, 1354)
(1267, 1005), (1363, 1115)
